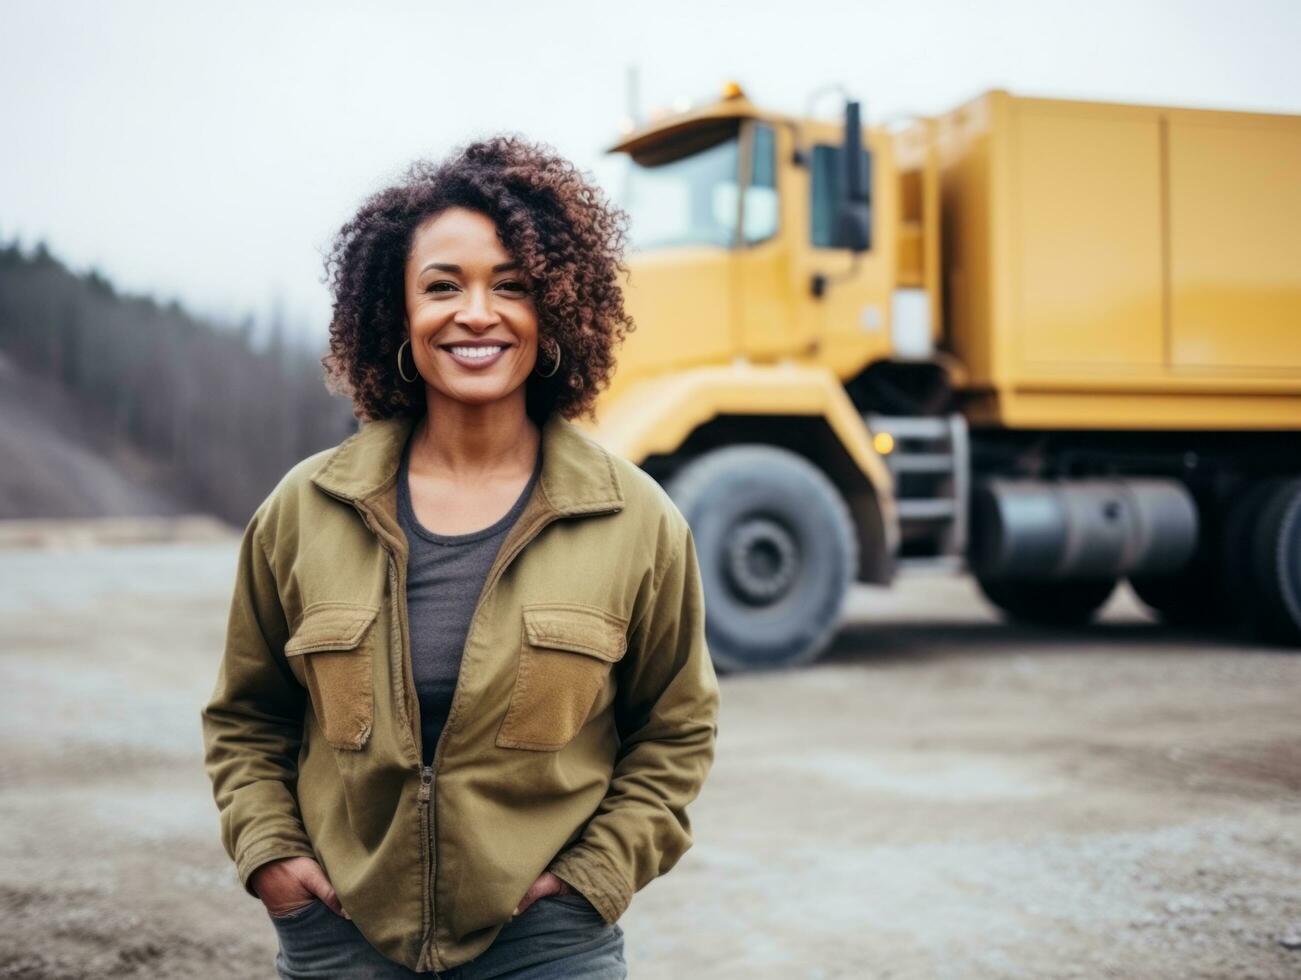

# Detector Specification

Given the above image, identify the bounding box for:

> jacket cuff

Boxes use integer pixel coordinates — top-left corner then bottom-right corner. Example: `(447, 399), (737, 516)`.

(236, 837), (318, 898)
(546, 843), (635, 925)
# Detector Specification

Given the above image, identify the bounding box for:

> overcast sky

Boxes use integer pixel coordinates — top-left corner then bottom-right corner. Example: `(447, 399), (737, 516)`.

(3, 0), (1299, 342)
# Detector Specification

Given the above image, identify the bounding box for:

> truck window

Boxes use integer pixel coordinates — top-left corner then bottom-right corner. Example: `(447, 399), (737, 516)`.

(625, 131), (740, 250)
(810, 143), (872, 249)
(742, 123), (778, 245)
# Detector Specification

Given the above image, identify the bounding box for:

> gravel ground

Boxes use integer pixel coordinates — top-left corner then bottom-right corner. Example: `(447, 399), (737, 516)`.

(1, 535), (1299, 979)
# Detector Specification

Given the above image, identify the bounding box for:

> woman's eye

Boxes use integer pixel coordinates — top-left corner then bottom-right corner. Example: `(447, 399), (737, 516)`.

(426, 281), (458, 293)
(497, 280), (528, 294)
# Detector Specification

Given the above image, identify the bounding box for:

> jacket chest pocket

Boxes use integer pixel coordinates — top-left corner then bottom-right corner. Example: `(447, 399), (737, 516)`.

(284, 602), (378, 751)
(495, 603), (629, 752)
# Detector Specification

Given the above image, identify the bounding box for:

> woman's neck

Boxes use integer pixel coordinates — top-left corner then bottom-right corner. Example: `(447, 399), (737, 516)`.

(411, 389), (539, 483)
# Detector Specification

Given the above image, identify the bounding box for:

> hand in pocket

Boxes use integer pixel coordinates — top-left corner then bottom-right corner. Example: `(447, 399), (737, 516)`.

(512, 870), (576, 917)
(251, 856), (351, 920)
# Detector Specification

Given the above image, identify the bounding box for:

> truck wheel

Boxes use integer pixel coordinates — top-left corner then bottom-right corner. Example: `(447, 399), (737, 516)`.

(665, 445), (857, 671)
(975, 576), (1117, 627)
(1250, 478), (1301, 645)
(1221, 478), (1285, 636)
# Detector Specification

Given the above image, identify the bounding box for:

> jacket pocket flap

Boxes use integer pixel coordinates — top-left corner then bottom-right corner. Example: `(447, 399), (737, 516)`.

(284, 603), (380, 656)
(522, 604), (628, 663)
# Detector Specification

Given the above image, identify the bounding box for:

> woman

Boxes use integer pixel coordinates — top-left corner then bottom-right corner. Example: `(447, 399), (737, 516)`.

(201, 136), (720, 979)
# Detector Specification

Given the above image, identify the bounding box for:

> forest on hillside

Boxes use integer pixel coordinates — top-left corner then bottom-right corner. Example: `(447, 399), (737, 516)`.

(0, 240), (357, 525)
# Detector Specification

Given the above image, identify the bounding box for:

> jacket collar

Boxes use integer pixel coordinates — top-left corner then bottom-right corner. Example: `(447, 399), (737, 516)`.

(309, 411), (624, 517)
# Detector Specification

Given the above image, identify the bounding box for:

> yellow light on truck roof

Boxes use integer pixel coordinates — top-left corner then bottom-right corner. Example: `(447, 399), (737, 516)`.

(722, 81), (746, 100)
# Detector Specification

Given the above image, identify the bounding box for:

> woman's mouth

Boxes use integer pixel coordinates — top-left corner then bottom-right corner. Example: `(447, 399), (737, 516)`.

(438, 343), (512, 370)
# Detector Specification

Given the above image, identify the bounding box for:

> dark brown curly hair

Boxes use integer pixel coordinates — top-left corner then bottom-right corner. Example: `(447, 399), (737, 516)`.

(321, 136), (634, 422)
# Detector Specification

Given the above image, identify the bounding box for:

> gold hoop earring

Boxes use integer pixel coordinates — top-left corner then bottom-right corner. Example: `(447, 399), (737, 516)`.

(397, 339), (419, 384)
(534, 336), (561, 378)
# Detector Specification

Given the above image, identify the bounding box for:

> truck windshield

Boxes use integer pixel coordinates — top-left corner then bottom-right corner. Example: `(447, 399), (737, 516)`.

(625, 133), (740, 250)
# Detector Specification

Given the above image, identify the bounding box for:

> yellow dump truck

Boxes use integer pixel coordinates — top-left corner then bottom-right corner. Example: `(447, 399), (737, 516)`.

(577, 85), (1301, 670)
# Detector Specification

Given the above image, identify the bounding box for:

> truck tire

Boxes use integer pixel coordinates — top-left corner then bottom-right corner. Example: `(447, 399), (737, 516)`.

(665, 445), (857, 671)
(975, 575), (1117, 627)
(1221, 478), (1285, 637)
(1250, 478), (1301, 645)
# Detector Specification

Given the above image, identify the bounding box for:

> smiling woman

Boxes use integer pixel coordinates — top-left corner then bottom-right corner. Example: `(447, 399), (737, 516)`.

(321, 137), (635, 425)
(200, 134), (719, 980)
(403, 210), (542, 422)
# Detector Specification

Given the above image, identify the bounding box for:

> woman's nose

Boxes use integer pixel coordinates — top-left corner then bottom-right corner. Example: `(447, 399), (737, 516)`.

(453, 286), (500, 328)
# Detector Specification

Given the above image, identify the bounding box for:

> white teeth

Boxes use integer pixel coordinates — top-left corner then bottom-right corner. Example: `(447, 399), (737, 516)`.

(449, 346), (503, 359)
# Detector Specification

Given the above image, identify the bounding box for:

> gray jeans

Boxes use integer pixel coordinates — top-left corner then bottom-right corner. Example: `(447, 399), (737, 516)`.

(269, 894), (627, 979)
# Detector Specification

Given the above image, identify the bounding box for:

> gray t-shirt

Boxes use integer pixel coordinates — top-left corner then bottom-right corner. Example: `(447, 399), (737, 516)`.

(397, 431), (543, 766)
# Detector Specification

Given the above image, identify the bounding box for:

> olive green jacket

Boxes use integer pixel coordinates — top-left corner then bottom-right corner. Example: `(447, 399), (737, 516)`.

(200, 412), (720, 973)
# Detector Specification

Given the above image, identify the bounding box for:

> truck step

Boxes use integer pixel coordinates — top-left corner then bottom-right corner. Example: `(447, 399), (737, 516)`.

(897, 499), (957, 520)
(869, 416), (951, 440)
(887, 453), (955, 473)
(898, 555), (966, 574)
(865, 413), (971, 563)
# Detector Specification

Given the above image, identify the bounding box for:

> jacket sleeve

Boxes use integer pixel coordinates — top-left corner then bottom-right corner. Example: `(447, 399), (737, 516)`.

(201, 508), (317, 897)
(546, 517), (721, 923)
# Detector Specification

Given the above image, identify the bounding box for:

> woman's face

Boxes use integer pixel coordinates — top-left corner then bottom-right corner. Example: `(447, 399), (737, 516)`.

(403, 207), (540, 410)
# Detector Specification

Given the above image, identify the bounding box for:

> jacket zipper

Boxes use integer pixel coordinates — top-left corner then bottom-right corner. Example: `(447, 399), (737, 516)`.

(384, 547), (439, 969)
(376, 504), (473, 973)
(417, 760), (435, 971)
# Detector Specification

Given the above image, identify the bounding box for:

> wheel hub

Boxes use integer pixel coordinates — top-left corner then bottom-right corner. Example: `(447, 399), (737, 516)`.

(723, 517), (799, 605)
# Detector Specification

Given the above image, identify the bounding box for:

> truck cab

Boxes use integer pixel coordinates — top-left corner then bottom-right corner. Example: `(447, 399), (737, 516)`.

(603, 88), (931, 402)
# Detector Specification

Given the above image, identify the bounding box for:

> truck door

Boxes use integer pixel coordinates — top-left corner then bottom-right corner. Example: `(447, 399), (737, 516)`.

(617, 121), (741, 386)
(734, 120), (807, 359)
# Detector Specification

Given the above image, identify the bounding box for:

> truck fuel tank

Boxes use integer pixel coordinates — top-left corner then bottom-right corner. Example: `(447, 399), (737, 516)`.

(970, 478), (1198, 581)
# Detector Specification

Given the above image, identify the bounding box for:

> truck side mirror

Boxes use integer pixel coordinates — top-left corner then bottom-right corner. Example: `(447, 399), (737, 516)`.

(835, 100), (872, 252)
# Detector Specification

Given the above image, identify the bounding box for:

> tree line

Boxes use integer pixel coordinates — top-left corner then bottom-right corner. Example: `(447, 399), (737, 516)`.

(0, 240), (357, 525)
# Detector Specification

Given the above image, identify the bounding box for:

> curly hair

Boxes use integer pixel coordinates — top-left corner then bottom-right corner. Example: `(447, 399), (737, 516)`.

(321, 136), (635, 422)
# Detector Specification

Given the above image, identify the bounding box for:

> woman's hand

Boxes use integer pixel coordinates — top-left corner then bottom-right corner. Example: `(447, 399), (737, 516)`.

(512, 870), (575, 917)
(251, 856), (350, 919)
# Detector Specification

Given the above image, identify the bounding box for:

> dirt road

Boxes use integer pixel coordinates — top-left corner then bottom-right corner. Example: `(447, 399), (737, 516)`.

(2, 537), (1298, 979)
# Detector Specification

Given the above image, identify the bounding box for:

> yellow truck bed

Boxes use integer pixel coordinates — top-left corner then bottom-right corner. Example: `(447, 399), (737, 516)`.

(935, 91), (1301, 430)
